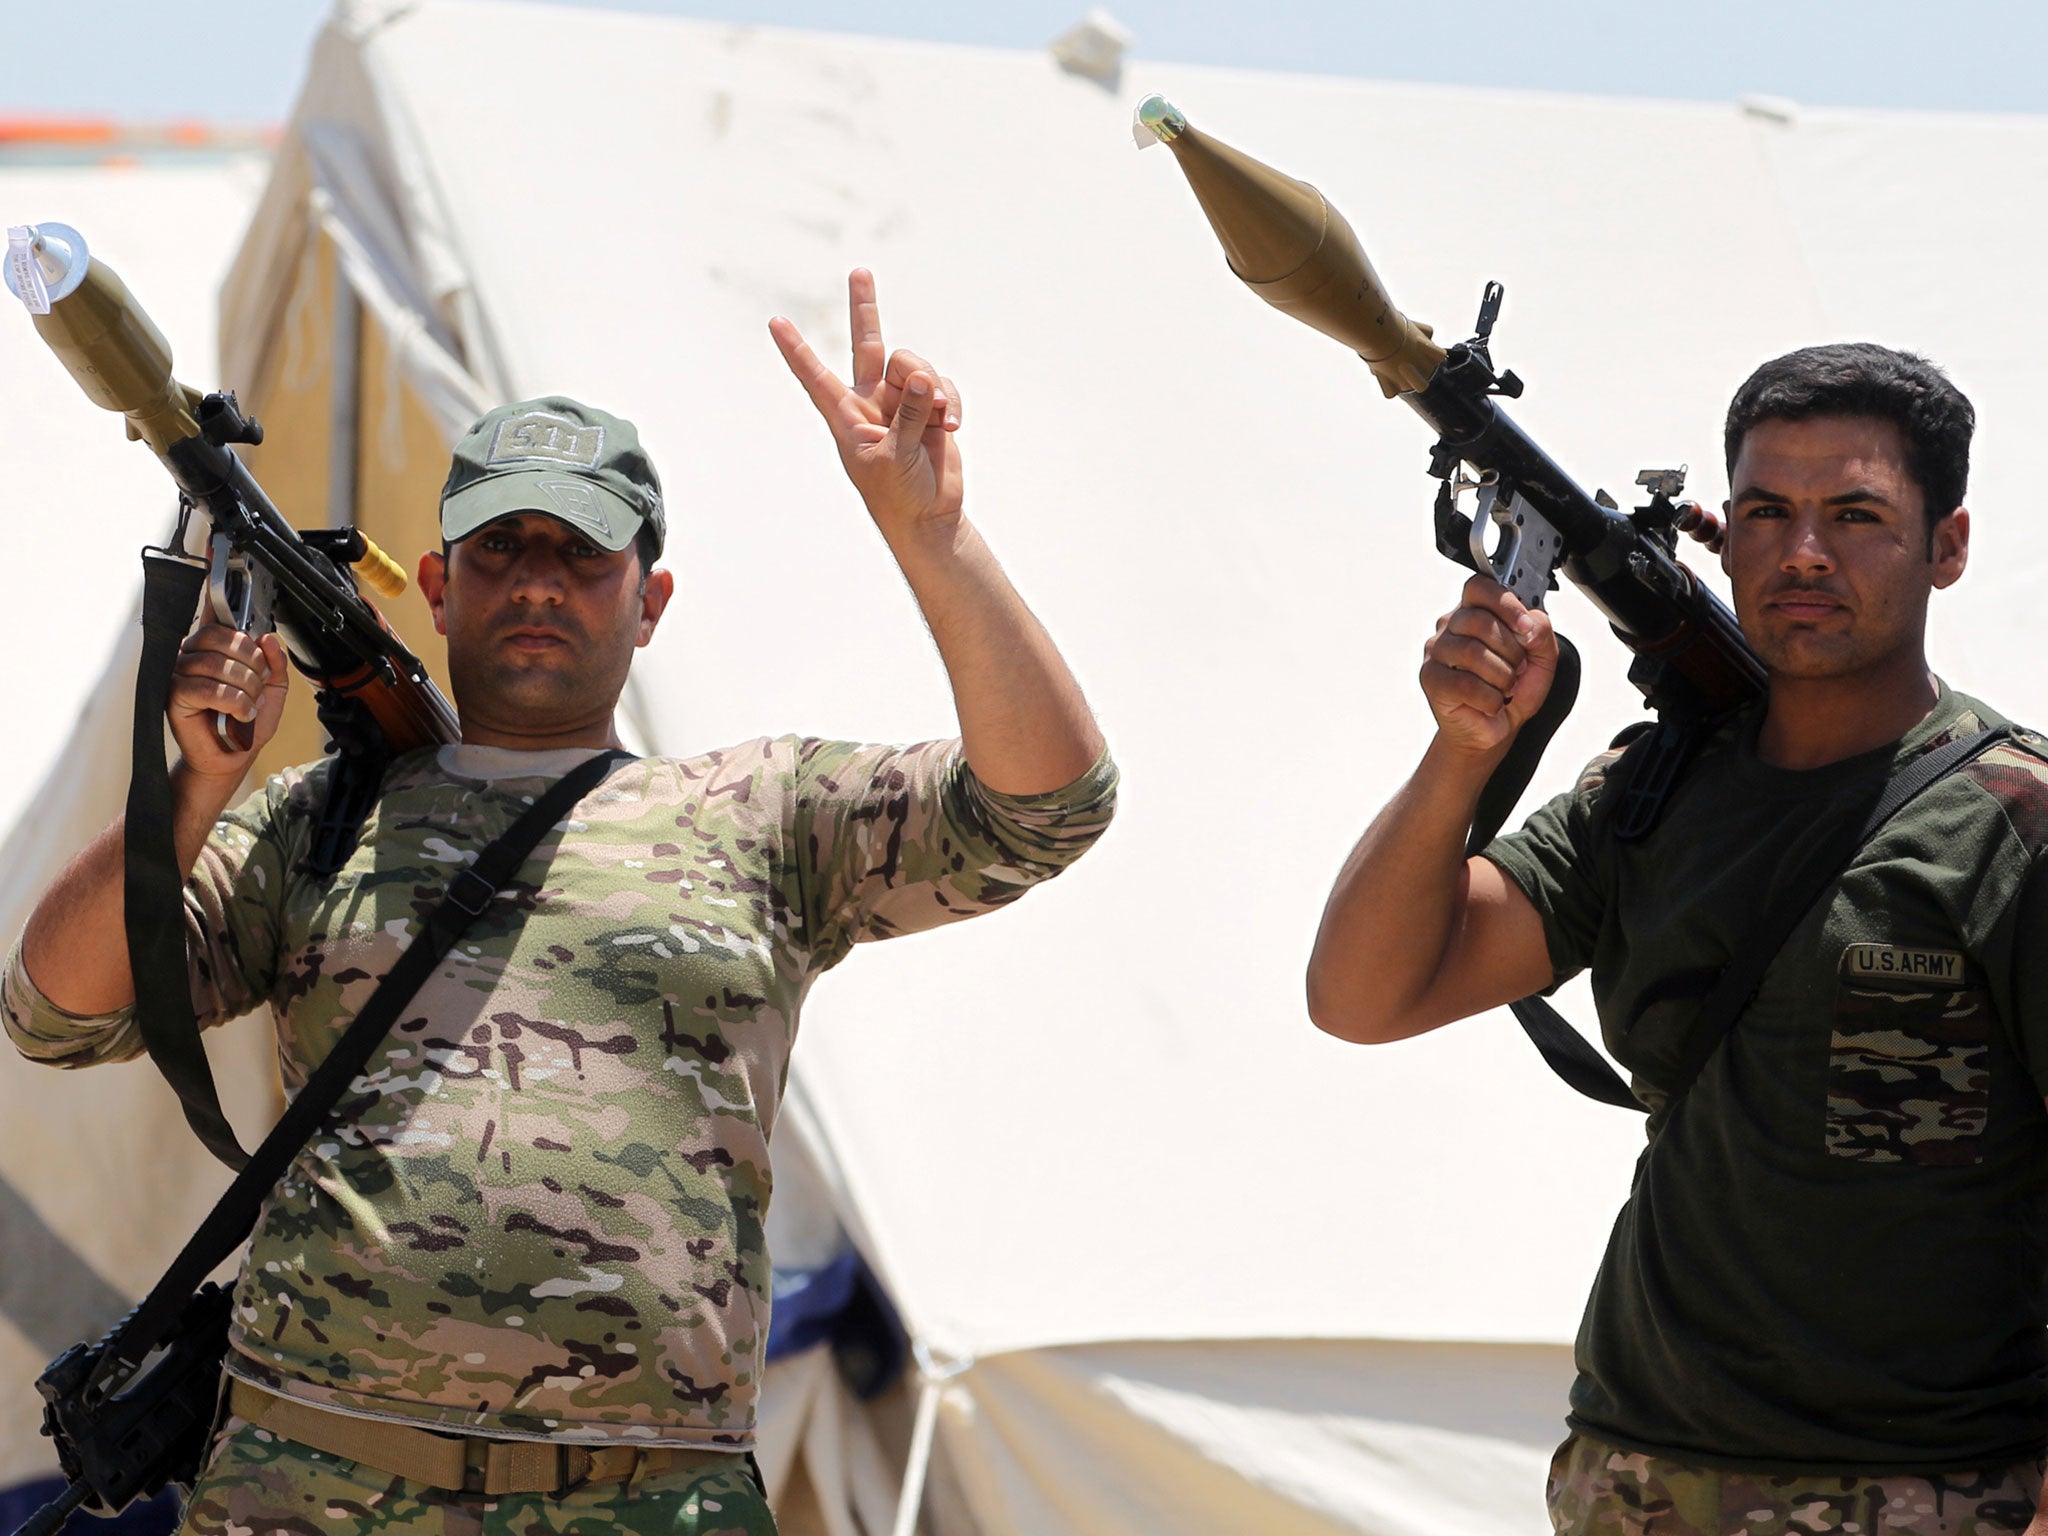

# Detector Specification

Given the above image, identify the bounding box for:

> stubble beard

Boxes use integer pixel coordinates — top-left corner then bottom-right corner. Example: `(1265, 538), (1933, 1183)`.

(447, 625), (636, 739)
(1747, 595), (1922, 689)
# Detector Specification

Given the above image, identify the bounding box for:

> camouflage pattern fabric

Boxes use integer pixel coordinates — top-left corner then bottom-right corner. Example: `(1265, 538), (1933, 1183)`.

(1485, 688), (2048, 1470)
(180, 1420), (775, 1536)
(1827, 963), (1992, 1165)
(1549, 1432), (2043, 1534)
(5, 737), (1115, 1453)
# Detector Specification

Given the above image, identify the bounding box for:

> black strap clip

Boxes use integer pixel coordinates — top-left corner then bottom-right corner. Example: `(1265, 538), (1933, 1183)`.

(441, 867), (495, 919)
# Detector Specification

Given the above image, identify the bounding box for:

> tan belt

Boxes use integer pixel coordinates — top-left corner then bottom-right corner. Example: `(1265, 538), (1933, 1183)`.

(228, 1380), (742, 1496)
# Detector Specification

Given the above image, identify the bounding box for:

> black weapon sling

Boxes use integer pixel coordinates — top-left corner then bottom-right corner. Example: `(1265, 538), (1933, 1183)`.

(1469, 721), (2015, 1114)
(127, 551), (247, 1167)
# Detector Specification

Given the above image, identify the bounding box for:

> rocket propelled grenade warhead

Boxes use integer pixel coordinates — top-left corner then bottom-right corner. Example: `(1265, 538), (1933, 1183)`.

(4, 220), (202, 459)
(5, 222), (410, 603)
(1134, 95), (1446, 399)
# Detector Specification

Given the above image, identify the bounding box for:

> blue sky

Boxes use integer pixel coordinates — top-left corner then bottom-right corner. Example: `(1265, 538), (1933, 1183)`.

(2, 0), (2044, 122)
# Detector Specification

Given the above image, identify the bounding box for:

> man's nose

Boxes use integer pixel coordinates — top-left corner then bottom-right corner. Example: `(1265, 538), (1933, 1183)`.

(1780, 514), (1835, 574)
(508, 549), (568, 602)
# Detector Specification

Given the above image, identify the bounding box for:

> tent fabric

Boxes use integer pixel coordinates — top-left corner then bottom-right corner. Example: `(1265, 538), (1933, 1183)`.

(14, 3), (2048, 1530)
(940, 1340), (1572, 1536)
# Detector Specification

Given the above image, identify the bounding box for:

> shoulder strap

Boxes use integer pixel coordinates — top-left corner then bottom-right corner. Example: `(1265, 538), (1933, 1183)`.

(1652, 721), (2014, 1111)
(1515, 722), (2015, 1114)
(1499, 720), (1676, 1112)
(1511, 995), (1646, 1110)
(106, 747), (634, 1366)
(126, 553), (248, 1168)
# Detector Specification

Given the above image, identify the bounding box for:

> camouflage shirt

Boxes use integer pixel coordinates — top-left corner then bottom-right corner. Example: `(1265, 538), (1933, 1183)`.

(1486, 686), (2048, 1474)
(4, 737), (1116, 1449)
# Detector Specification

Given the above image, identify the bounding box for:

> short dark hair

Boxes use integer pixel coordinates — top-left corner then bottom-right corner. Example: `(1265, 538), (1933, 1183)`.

(1723, 343), (1975, 530)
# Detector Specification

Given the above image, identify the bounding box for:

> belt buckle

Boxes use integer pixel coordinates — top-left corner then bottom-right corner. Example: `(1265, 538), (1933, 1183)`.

(559, 1446), (596, 1494)
(459, 1438), (616, 1497)
(478, 1439), (576, 1497)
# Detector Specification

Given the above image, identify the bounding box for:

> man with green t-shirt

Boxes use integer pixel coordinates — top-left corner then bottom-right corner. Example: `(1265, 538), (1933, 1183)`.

(3, 271), (1116, 1536)
(1307, 343), (2048, 1534)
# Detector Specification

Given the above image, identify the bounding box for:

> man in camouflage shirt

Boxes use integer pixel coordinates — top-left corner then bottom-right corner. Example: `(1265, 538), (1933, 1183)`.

(5, 271), (1115, 1536)
(1307, 344), (2048, 1534)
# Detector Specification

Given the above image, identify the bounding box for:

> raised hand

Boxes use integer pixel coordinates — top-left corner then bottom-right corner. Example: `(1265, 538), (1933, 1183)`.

(169, 624), (288, 780)
(1420, 573), (1559, 757)
(769, 268), (964, 544)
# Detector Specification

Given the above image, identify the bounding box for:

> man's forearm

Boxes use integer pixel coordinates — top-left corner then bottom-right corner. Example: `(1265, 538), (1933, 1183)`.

(1307, 736), (1503, 1042)
(19, 762), (243, 1015)
(886, 516), (1104, 795)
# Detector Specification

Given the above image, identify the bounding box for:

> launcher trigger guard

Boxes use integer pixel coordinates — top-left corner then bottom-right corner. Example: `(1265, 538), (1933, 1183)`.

(1467, 475), (1564, 610)
(205, 532), (277, 752)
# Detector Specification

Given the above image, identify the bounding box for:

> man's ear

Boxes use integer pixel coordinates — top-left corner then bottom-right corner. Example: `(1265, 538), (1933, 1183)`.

(636, 567), (675, 648)
(1931, 506), (1970, 591)
(417, 549), (449, 636)
(1718, 499), (1733, 577)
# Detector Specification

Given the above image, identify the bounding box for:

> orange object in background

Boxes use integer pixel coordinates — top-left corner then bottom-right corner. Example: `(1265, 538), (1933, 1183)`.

(0, 116), (277, 163)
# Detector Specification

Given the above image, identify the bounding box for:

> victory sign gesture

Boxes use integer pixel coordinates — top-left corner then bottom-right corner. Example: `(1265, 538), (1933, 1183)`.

(769, 268), (964, 544)
(764, 268), (1104, 797)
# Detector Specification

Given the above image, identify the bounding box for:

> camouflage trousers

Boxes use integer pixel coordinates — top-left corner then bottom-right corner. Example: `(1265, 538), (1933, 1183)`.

(1549, 1431), (2045, 1535)
(177, 1421), (778, 1536)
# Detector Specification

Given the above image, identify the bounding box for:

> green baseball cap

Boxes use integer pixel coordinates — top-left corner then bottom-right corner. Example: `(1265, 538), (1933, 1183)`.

(440, 396), (665, 558)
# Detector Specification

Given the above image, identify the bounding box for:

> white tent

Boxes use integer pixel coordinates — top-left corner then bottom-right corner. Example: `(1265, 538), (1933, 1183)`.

(0, 149), (278, 1515)
(13, 2), (2048, 1530)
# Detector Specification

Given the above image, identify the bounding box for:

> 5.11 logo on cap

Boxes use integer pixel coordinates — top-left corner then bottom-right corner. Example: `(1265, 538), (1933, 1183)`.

(488, 411), (605, 468)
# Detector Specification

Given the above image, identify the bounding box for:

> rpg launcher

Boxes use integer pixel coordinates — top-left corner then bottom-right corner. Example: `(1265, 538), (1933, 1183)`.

(1134, 99), (1766, 845)
(5, 222), (458, 871)
(6, 222), (461, 1173)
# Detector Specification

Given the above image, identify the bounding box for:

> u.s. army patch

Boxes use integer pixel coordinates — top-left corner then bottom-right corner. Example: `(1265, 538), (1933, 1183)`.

(1839, 943), (1966, 986)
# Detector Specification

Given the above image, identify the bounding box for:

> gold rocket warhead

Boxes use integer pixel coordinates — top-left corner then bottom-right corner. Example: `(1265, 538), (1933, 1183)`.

(1135, 96), (1446, 399)
(4, 221), (201, 459)
(6, 223), (407, 600)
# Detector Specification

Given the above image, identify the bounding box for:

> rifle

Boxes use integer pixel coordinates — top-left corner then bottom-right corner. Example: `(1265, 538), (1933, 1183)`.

(5, 222), (458, 873)
(1134, 100), (1766, 844)
(7, 1287), (230, 1536)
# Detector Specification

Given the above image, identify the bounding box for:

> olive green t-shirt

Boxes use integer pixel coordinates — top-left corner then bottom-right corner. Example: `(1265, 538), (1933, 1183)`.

(1486, 686), (2048, 1473)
